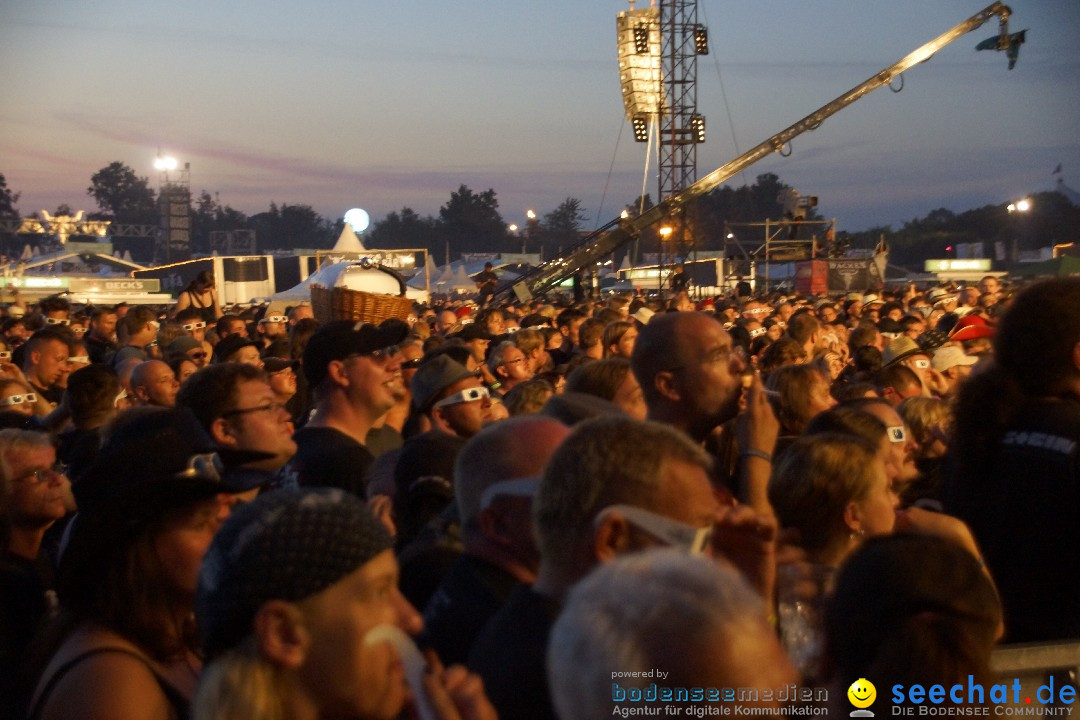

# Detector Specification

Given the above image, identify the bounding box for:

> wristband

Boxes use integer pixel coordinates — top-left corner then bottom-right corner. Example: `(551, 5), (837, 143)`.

(740, 448), (773, 463)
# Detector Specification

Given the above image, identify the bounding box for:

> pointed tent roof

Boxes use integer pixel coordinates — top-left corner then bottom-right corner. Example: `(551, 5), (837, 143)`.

(435, 263), (455, 286)
(333, 224), (365, 252)
(451, 265), (475, 290)
(407, 254), (436, 289)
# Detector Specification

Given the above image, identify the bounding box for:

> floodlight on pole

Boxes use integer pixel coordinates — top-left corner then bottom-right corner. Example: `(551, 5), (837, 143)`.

(153, 156), (178, 171)
(508, 224), (518, 234)
(693, 25), (709, 55)
(526, 209), (537, 220)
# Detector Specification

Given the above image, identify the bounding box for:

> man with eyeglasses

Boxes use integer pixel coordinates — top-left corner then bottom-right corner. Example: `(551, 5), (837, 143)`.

(277, 320), (408, 497)
(469, 416), (776, 720)
(21, 328), (70, 407)
(177, 363), (297, 491)
(485, 341), (533, 397)
(631, 311), (779, 516)
(0, 429), (73, 710)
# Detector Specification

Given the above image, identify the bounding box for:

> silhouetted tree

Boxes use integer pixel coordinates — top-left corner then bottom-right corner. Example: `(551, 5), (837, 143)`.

(436, 185), (507, 258)
(86, 161), (158, 224)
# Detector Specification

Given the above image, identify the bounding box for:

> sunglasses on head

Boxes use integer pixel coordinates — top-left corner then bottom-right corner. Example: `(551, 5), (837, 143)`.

(595, 504), (713, 556)
(479, 477), (539, 510)
(360, 345), (399, 362)
(44, 317), (70, 326)
(433, 385), (490, 409)
(1, 392), (37, 406)
(182, 321), (207, 331)
(260, 315), (287, 324)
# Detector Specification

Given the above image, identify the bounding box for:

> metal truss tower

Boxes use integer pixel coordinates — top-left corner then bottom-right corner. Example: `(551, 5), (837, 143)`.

(658, 0), (700, 201)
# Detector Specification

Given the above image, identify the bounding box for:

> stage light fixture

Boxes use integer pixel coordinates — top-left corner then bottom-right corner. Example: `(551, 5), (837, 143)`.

(634, 26), (649, 54)
(617, 6), (662, 129)
(691, 114), (705, 143)
(632, 116), (650, 143)
(694, 25), (709, 55)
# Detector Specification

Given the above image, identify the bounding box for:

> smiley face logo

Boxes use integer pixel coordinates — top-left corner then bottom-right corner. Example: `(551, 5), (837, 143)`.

(847, 678), (876, 709)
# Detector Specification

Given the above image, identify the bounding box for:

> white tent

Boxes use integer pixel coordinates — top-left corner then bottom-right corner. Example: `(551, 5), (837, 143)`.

(407, 255), (436, 289)
(270, 260), (428, 304)
(332, 224), (365, 252)
(451, 265), (475, 291)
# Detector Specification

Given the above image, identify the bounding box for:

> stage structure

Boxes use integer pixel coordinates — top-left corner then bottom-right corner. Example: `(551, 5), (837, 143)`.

(154, 155), (191, 264)
(617, 0), (706, 201)
(502, 2), (1020, 301)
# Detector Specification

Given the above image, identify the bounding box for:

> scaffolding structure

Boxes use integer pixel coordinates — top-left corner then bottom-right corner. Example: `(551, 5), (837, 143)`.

(724, 218), (836, 292)
(155, 162), (191, 264)
(658, 0), (700, 201)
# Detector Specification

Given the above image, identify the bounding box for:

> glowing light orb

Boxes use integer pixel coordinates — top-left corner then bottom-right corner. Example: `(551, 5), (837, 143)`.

(344, 208), (370, 233)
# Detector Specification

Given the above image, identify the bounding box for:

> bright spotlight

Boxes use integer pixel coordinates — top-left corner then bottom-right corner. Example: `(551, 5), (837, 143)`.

(344, 208), (370, 233)
(154, 156), (178, 171)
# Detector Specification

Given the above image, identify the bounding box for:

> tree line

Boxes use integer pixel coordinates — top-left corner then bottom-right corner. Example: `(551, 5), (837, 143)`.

(1, 164), (1075, 269)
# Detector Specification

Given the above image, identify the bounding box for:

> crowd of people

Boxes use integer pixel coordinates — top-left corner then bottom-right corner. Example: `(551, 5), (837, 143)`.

(0, 269), (1077, 720)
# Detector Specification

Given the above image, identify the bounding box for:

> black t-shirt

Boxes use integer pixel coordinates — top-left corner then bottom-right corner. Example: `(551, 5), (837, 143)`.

(947, 398), (1080, 643)
(468, 585), (562, 720)
(476, 270), (498, 298)
(422, 554), (522, 666)
(276, 426), (374, 498)
(1, 551), (54, 719)
(28, 380), (62, 407)
(83, 336), (117, 365)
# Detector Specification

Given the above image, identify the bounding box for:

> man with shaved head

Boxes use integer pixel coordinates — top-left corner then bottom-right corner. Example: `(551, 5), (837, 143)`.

(631, 311), (778, 516)
(130, 359), (180, 407)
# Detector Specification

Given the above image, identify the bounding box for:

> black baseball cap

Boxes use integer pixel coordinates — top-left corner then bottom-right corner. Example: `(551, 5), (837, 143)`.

(302, 320), (410, 386)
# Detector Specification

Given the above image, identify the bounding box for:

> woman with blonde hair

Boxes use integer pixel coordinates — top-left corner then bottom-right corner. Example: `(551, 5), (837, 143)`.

(769, 433), (897, 569)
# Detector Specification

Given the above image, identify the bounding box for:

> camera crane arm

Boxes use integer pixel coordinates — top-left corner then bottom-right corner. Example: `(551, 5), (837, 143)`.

(502, 2), (1016, 300)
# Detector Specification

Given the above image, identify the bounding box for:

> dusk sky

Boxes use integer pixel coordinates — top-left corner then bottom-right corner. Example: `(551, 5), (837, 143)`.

(2, 0), (1077, 235)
